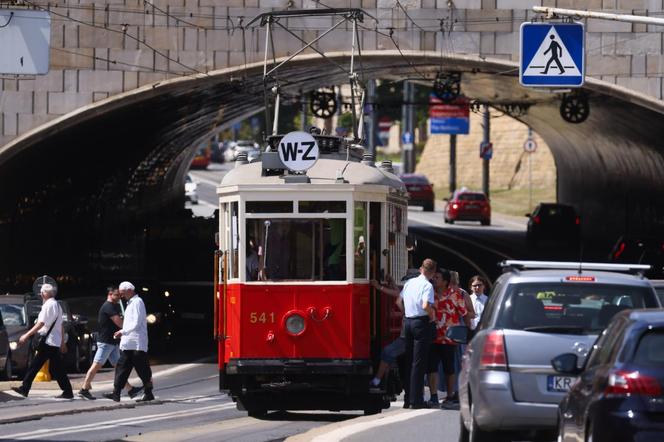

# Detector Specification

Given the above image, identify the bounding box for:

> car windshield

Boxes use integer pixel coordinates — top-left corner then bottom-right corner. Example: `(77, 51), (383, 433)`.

(0, 303), (26, 326)
(633, 330), (664, 366)
(497, 282), (657, 334)
(457, 193), (485, 201)
(537, 205), (575, 219)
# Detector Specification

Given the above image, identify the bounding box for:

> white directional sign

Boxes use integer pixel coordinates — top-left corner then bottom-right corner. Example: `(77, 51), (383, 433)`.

(520, 22), (585, 88)
(0, 10), (51, 75)
(278, 131), (319, 172)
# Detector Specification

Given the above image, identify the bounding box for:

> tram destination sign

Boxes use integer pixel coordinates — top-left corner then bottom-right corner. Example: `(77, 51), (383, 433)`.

(278, 131), (320, 172)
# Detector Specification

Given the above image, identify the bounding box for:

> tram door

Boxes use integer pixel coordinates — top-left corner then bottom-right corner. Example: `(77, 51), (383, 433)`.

(369, 202), (383, 361)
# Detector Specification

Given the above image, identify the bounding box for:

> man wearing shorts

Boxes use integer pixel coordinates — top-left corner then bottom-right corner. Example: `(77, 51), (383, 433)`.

(78, 286), (142, 400)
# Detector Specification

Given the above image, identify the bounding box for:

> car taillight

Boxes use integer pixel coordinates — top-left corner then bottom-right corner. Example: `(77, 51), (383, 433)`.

(480, 330), (507, 370)
(575, 216), (581, 225)
(452, 203), (459, 210)
(605, 370), (662, 396)
(533, 215), (541, 224)
(614, 242), (626, 259)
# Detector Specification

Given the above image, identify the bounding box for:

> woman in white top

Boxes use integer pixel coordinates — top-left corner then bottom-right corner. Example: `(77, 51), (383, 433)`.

(468, 276), (489, 331)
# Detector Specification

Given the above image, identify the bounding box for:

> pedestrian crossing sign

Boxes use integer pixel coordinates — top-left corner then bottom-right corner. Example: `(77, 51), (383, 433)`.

(520, 22), (585, 88)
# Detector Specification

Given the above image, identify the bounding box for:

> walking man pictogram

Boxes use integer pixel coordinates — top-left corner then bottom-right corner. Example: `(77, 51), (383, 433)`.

(541, 35), (565, 75)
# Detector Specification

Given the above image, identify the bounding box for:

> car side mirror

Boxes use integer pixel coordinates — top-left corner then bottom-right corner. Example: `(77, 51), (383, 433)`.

(446, 325), (469, 345)
(525, 213), (531, 217)
(551, 353), (582, 375)
(443, 197), (449, 202)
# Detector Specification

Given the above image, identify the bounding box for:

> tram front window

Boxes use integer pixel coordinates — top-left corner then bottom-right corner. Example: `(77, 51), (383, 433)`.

(246, 218), (346, 281)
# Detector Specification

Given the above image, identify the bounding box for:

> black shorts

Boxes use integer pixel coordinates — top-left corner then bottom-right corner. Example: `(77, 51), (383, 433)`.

(427, 343), (457, 375)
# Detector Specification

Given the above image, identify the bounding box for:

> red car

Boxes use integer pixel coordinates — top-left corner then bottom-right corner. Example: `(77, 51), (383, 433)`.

(400, 174), (434, 211)
(444, 189), (491, 225)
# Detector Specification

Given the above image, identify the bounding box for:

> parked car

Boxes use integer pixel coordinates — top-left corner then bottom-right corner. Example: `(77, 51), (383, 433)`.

(185, 174), (199, 205)
(400, 174), (434, 211)
(457, 260), (661, 442)
(0, 307), (10, 380)
(526, 203), (580, 245)
(443, 189), (491, 225)
(554, 308), (664, 442)
(0, 294), (42, 376)
(0, 294), (95, 375)
(609, 235), (664, 278)
(190, 143), (211, 169)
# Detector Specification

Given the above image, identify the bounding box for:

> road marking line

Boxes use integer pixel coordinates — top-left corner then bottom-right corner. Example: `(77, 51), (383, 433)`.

(5, 403), (236, 440)
(310, 409), (439, 442)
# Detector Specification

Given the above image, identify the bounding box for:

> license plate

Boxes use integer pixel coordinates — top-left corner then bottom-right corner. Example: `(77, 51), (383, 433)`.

(547, 375), (576, 392)
(466, 204), (479, 209)
(409, 186), (421, 191)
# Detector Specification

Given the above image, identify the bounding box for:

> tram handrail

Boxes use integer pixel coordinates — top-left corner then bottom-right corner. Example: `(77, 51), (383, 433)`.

(213, 250), (222, 340)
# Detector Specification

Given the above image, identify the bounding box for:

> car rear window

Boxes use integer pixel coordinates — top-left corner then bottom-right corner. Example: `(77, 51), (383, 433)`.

(633, 330), (664, 366)
(538, 205), (575, 219)
(496, 283), (658, 334)
(457, 193), (486, 201)
(401, 176), (429, 184)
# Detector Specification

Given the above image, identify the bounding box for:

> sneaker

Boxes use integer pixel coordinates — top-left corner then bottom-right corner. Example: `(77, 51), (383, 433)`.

(103, 392), (120, 402)
(135, 391), (155, 402)
(127, 386), (144, 399)
(427, 398), (439, 408)
(78, 389), (96, 400)
(11, 386), (28, 397)
(55, 392), (74, 399)
(440, 396), (460, 410)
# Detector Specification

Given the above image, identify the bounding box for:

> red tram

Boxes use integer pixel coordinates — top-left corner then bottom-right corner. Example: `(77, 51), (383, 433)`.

(213, 131), (409, 415)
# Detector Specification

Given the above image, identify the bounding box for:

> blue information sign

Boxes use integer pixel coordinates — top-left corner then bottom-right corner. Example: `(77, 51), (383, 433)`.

(520, 22), (585, 88)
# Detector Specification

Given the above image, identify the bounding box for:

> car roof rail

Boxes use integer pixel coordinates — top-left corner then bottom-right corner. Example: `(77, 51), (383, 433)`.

(499, 260), (651, 275)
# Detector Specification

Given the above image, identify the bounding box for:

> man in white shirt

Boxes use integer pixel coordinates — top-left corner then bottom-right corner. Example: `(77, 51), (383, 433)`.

(469, 276), (489, 331)
(12, 284), (73, 399)
(398, 258), (436, 409)
(103, 281), (154, 402)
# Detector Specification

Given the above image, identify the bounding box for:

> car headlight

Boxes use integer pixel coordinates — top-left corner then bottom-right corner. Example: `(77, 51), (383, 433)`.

(146, 313), (158, 325)
(285, 313), (306, 336)
(9, 341), (17, 351)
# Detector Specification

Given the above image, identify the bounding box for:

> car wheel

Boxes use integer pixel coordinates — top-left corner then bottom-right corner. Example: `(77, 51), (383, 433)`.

(585, 421), (594, 442)
(481, 218), (490, 226)
(448, 219), (455, 224)
(0, 353), (12, 381)
(424, 202), (434, 212)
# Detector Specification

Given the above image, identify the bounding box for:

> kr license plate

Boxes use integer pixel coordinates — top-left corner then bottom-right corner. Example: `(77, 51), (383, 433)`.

(547, 375), (576, 392)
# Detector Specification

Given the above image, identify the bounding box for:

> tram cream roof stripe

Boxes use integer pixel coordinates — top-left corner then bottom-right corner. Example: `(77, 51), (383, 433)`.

(219, 159), (405, 191)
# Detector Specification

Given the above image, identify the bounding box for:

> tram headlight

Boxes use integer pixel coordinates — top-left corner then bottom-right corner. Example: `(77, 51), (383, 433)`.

(285, 313), (306, 336)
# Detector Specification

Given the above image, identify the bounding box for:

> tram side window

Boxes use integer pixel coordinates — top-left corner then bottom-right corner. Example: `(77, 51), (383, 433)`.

(230, 202), (239, 279)
(245, 218), (346, 281)
(354, 202), (367, 279)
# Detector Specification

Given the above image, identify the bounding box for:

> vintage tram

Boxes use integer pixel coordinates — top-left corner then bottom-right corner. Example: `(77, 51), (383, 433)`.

(213, 131), (409, 415)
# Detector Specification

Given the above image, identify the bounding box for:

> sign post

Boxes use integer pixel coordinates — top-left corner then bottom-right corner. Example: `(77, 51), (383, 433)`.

(520, 22), (585, 88)
(523, 129), (537, 212)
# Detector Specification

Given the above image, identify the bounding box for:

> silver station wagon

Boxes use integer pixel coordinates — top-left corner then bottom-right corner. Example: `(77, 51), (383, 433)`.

(458, 260), (661, 442)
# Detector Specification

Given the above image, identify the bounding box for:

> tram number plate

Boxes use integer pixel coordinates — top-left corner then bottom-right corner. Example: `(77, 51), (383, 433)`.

(249, 312), (275, 324)
(547, 375), (576, 392)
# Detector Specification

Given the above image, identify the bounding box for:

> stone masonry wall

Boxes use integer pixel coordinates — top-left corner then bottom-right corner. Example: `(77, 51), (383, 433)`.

(1, 0), (664, 148)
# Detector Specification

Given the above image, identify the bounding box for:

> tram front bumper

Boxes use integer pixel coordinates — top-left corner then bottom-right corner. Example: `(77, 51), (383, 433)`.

(226, 358), (373, 375)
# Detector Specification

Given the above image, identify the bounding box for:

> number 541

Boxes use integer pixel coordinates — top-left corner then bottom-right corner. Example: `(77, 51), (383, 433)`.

(249, 312), (275, 324)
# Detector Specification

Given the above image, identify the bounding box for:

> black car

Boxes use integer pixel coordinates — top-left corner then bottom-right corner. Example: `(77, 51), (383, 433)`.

(526, 203), (580, 245)
(553, 309), (664, 442)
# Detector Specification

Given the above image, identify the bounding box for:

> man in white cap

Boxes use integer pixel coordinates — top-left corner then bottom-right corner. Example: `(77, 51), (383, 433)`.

(12, 283), (74, 399)
(103, 281), (154, 402)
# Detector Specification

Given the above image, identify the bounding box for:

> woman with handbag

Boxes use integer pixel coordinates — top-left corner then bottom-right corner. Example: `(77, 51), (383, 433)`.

(11, 283), (73, 399)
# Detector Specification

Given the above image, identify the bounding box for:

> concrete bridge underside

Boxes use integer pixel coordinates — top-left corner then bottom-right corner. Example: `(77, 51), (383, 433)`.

(1, 51), (663, 283)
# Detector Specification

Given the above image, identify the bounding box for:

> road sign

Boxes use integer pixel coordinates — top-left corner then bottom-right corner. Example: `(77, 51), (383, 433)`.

(0, 10), (51, 75)
(378, 117), (391, 146)
(429, 95), (470, 135)
(520, 22), (585, 88)
(480, 141), (493, 160)
(523, 139), (537, 153)
(278, 131), (319, 172)
(402, 132), (413, 144)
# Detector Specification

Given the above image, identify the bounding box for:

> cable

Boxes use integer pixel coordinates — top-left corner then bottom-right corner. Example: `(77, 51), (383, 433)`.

(51, 47), (186, 76)
(0, 11), (13, 28)
(396, 0), (426, 33)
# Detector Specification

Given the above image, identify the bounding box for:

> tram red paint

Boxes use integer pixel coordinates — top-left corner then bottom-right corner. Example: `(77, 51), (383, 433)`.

(218, 283), (370, 365)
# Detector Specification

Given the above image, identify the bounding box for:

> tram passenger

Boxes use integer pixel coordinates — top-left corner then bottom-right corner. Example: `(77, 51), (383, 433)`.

(399, 258), (436, 409)
(246, 237), (260, 281)
(264, 221), (291, 280)
(324, 220), (345, 280)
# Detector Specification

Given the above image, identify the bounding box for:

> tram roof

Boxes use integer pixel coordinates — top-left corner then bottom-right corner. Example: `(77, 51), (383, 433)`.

(220, 158), (405, 191)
